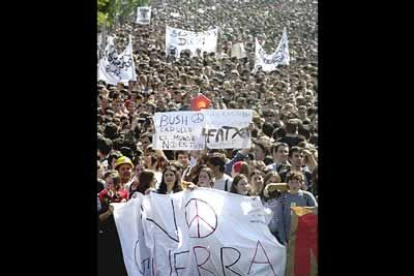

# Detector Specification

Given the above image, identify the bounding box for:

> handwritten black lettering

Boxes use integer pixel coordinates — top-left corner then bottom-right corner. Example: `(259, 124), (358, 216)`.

(220, 247), (242, 276)
(193, 246), (216, 276)
(146, 199), (180, 242)
(207, 129), (217, 143)
(174, 250), (190, 276)
(247, 241), (276, 276)
(160, 115), (188, 127)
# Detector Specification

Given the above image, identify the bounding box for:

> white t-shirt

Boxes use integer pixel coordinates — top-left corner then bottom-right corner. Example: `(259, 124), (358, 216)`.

(213, 174), (233, 191)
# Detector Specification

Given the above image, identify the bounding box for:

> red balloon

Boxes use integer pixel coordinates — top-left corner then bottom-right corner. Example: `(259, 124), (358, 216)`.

(191, 94), (211, 111)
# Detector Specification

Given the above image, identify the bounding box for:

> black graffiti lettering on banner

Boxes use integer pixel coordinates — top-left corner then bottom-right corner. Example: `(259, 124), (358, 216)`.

(135, 247), (151, 276)
(173, 250), (190, 275)
(203, 126), (250, 143)
(271, 53), (284, 63)
(105, 49), (133, 77)
(159, 134), (194, 142)
(178, 37), (187, 46)
(170, 29), (178, 37)
(159, 114), (189, 127)
(146, 199), (180, 243)
(159, 126), (193, 133)
(193, 246), (216, 276)
(220, 247), (242, 276)
(134, 239), (151, 274)
(161, 140), (202, 150)
(106, 64), (121, 77)
(178, 30), (188, 36)
(140, 9), (149, 19)
(247, 241), (276, 276)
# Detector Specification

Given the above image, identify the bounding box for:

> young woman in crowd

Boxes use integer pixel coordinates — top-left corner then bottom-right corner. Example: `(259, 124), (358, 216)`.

(230, 174), (251, 196)
(197, 166), (215, 188)
(156, 164), (183, 194)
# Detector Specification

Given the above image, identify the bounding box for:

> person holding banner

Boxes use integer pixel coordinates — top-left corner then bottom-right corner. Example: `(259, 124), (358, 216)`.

(113, 156), (134, 201)
(98, 172), (128, 276)
(130, 169), (157, 198)
(196, 166), (215, 188)
(249, 169), (265, 201)
(275, 171), (317, 245)
(229, 173), (251, 196)
(155, 164), (183, 194)
(207, 153), (233, 192)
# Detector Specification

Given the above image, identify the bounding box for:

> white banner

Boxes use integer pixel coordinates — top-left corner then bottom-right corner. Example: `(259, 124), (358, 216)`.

(254, 28), (290, 72)
(136, 7), (151, 25)
(98, 35), (137, 85)
(112, 194), (152, 276)
(165, 26), (218, 58)
(153, 110), (252, 150)
(113, 189), (286, 276)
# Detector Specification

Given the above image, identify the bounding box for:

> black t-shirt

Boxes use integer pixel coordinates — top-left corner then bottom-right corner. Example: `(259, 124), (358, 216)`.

(97, 181), (105, 193)
(98, 207), (128, 276)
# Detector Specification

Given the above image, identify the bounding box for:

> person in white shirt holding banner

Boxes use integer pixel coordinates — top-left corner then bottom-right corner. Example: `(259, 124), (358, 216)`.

(206, 153), (233, 191)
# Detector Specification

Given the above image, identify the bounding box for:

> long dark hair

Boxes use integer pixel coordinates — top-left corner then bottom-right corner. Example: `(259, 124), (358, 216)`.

(230, 174), (249, 195)
(156, 165), (183, 194)
(250, 169), (265, 200)
(137, 170), (155, 195)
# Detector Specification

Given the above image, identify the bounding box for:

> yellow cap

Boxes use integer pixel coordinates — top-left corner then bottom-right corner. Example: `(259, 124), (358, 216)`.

(114, 156), (134, 170)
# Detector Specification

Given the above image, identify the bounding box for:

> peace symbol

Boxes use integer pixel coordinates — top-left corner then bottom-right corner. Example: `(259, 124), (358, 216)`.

(191, 113), (205, 123)
(185, 198), (218, 238)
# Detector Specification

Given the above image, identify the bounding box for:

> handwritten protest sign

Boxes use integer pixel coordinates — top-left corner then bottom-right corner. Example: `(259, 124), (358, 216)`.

(153, 110), (253, 150)
(165, 26), (218, 58)
(136, 7), (151, 25)
(153, 111), (206, 150)
(204, 109), (253, 149)
(113, 188), (287, 276)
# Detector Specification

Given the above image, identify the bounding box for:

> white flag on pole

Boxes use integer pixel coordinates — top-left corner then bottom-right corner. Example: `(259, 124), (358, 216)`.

(253, 28), (290, 72)
(231, 42), (247, 59)
(136, 7), (151, 25)
(98, 35), (137, 85)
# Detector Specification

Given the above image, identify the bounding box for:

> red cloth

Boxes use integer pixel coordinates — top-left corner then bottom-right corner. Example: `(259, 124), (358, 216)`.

(294, 212), (318, 276)
(233, 161), (243, 173)
(99, 188), (129, 204)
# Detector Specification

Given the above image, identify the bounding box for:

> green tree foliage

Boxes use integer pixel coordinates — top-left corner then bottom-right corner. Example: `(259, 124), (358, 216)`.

(98, 0), (150, 30)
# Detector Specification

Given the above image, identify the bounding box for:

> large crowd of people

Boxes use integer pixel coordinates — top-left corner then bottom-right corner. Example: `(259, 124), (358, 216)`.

(97, 0), (318, 275)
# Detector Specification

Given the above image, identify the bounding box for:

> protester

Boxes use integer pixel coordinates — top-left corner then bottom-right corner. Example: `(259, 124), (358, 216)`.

(275, 171), (318, 245)
(97, 0), (318, 273)
(196, 166), (215, 188)
(155, 164), (183, 194)
(229, 173), (251, 196)
(206, 153), (233, 191)
(249, 169), (265, 200)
